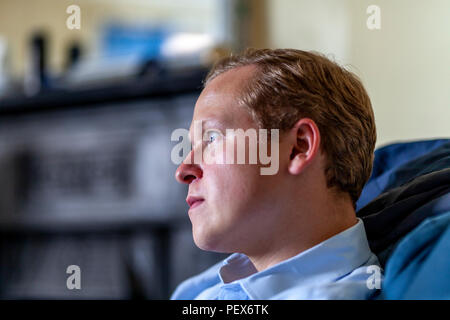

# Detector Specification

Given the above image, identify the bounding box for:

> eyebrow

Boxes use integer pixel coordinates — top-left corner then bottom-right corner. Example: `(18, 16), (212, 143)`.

(203, 118), (230, 129)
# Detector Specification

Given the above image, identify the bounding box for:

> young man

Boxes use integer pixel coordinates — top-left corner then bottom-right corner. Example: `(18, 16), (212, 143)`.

(172, 48), (382, 300)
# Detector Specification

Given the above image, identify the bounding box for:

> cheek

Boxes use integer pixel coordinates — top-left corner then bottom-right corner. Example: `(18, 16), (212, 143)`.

(204, 164), (237, 198)
(203, 134), (252, 165)
(206, 163), (262, 208)
(202, 141), (226, 165)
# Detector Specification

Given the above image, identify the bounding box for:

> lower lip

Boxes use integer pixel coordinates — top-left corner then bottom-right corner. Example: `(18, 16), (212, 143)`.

(189, 200), (205, 211)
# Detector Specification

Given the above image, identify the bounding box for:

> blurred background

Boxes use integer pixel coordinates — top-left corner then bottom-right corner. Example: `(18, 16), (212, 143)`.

(0, 0), (448, 299)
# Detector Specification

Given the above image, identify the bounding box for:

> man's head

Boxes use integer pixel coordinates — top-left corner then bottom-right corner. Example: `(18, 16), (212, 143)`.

(175, 48), (376, 256)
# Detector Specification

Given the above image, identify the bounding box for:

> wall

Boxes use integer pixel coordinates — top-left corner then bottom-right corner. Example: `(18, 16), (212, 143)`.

(0, 0), (217, 77)
(1, 0), (449, 147)
(266, 0), (450, 147)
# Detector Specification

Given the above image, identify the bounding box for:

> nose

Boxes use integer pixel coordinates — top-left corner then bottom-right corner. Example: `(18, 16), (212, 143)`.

(175, 155), (203, 184)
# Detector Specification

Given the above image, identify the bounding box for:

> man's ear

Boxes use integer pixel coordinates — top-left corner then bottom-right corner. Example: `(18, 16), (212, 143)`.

(288, 118), (321, 175)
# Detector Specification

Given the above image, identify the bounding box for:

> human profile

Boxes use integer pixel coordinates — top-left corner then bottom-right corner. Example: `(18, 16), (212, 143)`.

(172, 48), (382, 300)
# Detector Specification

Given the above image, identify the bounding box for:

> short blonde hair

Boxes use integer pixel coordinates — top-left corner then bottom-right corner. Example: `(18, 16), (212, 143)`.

(205, 48), (377, 209)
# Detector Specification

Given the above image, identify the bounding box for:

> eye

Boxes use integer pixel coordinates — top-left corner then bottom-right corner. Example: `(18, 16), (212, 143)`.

(205, 130), (221, 144)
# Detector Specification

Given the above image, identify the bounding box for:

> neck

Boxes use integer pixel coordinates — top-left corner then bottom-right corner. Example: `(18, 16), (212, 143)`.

(245, 196), (358, 272)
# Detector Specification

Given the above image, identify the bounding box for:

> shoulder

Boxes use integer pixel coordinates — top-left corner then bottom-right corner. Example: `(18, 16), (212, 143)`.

(313, 254), (383, 300)
(273, 254), (383, 300)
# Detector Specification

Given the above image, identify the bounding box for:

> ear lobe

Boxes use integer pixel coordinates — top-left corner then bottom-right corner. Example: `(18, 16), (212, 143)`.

(288, 141), (310, 175)
(288, 151), (305, 175)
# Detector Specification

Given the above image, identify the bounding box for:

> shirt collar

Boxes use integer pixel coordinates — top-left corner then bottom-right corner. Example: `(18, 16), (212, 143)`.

(217, 218), (373, 299)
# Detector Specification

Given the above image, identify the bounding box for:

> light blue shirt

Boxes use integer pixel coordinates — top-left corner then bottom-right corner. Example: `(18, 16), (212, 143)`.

(171, 219), (383, 300)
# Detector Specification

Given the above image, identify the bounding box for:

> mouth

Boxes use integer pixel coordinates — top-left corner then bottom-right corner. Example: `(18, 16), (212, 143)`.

(186, 196), (205, 210)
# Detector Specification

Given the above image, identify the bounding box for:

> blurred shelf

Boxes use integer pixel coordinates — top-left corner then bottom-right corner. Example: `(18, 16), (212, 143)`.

(0, 67), (208, 116)
(0, 211), (188, 235)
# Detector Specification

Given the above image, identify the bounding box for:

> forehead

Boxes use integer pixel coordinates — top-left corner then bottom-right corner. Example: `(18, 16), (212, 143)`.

(190, 65), (257, 131)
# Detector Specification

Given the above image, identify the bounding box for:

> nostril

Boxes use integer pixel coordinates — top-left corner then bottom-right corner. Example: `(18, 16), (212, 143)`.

(184, 174), (197, 184)
(175, 163), (202, 184)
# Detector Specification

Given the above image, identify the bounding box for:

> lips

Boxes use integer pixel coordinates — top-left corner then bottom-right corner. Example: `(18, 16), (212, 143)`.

(186, 196), (205, 209)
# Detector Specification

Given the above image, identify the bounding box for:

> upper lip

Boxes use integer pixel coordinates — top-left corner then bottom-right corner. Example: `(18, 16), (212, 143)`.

(186, 196), (204, 208)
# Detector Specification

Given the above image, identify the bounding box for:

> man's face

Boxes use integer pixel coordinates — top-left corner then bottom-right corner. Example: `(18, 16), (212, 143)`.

(175, 66), (289, 253)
